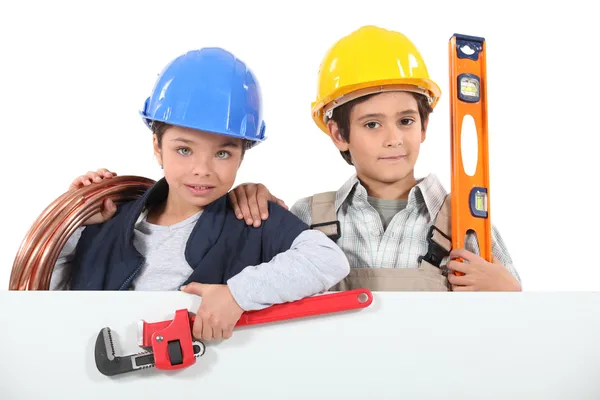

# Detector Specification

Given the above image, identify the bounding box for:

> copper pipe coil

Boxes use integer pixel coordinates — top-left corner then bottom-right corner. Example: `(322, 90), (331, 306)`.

(9, 176), (156, 290)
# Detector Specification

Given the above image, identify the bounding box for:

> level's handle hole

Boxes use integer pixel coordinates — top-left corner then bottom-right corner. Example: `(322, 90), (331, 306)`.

(459, 45), (475, 56)
(461, 114), (479, 177)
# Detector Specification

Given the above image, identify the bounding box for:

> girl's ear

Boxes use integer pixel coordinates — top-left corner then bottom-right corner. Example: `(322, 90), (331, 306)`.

(153, 134), (163, 168)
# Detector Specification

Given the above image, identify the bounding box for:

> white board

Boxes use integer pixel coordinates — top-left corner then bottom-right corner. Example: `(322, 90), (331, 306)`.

(2, 291), (600, 399)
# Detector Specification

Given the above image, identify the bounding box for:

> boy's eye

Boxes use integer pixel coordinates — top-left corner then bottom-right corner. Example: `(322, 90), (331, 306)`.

(177, 147), (192, 156)
(365, 121), (381, 129)
(216, 150), (231, 159)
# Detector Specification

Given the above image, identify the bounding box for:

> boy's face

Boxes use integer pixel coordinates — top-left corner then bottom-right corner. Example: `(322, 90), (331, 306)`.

(153, 125), (244, 211)
(329, 91), (426, 186)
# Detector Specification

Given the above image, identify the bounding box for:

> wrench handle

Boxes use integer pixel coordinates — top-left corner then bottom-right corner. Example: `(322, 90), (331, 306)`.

(138, 288), (373, 347)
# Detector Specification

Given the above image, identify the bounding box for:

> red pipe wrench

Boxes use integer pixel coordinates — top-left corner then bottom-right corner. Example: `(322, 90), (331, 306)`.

(95, 288), (373, 376)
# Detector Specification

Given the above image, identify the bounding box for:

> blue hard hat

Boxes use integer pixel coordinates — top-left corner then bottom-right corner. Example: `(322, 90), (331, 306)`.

(140, 47), (266, 146)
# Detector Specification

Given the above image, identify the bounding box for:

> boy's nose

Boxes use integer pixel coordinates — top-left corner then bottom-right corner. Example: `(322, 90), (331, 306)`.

(384, 139), (402, 148)
(383, 132), (403, 148)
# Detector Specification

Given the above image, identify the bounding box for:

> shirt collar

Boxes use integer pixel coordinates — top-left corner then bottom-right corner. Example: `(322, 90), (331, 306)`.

(335, 173), (448, 220)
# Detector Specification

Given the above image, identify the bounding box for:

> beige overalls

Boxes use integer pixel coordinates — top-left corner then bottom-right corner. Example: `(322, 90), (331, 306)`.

(309, 192), (453, 292)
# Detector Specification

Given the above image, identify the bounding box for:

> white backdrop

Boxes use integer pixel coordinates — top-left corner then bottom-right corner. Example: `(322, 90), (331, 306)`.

(3, 291), (600, 399)
(0, 0), (598, 290)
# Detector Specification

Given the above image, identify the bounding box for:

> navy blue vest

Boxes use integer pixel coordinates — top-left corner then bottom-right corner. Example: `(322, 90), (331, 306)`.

(67, 178), (308, 290)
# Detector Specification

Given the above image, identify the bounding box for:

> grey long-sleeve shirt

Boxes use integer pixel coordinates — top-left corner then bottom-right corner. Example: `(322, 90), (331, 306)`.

(50, 209), (350, 311)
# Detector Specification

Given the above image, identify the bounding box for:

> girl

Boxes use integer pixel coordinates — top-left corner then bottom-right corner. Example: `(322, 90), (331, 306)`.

(51, 47), (350, 341)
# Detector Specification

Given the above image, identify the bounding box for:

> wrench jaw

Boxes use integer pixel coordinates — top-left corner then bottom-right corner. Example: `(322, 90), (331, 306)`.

(95, 327), (155, 377)
(94, 323), (206, 377)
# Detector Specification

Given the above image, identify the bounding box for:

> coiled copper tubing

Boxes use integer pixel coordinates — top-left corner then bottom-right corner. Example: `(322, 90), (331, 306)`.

(9, 175), (155, 290)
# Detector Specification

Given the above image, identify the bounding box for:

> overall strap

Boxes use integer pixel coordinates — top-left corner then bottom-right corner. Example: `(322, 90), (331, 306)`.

(418, 194), (452, 268)
(309, 192), (340, 241)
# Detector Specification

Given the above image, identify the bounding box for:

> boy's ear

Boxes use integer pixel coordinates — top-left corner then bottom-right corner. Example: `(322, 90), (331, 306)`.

(421, 118), (429, 143)
(328, 120), (350, 152)
(152, 134), (163, 167)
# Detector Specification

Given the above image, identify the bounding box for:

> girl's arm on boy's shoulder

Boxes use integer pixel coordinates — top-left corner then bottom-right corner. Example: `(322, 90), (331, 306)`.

(228, 183), (288, 228)
(227, 183), (315, 227)
(226, 204), (350, 311)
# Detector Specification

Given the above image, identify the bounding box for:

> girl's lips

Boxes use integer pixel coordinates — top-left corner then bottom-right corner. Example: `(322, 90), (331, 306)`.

(185, 184), (215, 196)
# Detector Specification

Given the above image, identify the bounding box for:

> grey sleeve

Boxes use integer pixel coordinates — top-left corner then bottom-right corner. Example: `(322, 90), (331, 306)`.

(226, 229), (350, 311)
(49, 227), (84, 290)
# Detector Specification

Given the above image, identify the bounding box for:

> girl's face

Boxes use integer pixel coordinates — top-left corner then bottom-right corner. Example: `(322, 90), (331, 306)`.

(153, 125), (244, 216)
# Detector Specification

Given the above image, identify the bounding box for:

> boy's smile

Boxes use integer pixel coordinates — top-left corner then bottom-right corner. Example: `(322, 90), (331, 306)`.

(378, 153), (408, 162)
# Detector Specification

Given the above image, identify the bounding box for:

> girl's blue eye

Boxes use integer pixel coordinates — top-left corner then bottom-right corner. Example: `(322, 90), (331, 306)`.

(177, 148), (192, 156)
(216, 150), (231, 159)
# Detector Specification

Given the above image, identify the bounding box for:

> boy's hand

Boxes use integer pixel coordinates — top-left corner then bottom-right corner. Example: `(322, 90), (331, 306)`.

(69, 168), (118, 225)
(180, 283), (244, 341)
(228, 183), (287, 228)
(446, 248), (521, 291)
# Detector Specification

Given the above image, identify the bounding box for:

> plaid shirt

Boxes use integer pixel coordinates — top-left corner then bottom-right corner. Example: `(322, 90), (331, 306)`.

(290, 173), (521, 282)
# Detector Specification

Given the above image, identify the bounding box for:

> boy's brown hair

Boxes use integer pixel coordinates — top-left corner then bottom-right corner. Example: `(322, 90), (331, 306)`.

(327, 92), (433, 165)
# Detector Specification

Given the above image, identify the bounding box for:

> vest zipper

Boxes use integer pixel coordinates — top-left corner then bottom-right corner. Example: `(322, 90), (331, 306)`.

(119, 260), (144, 290)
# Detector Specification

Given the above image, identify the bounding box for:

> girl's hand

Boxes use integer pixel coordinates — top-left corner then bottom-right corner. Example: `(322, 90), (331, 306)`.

(68, 168), (118, 225)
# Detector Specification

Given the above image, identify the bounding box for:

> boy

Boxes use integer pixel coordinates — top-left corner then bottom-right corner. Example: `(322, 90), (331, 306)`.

(51, 47), (350, 341)
(228, 26), (521, 292)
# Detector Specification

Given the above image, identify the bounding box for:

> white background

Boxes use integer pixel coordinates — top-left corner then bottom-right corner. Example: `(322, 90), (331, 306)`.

(3, 291), (600, 398)
(0, 0), (598, 290)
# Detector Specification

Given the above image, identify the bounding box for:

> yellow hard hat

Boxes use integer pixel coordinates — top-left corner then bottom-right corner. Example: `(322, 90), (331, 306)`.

(311, 25), (442, 135)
